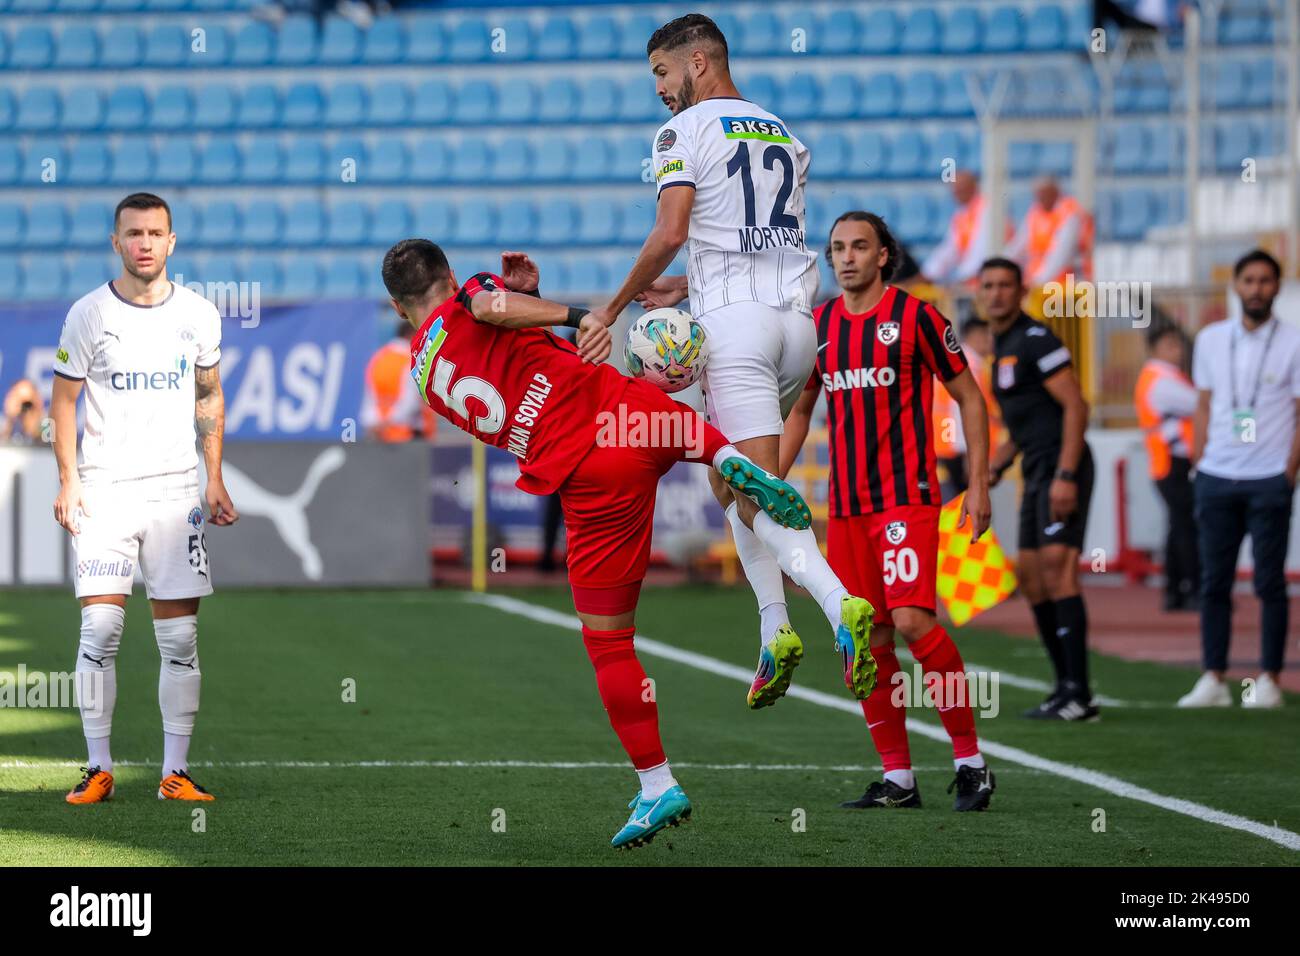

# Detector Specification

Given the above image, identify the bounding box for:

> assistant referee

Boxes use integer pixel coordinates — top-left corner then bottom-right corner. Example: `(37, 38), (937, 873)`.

(978, 257), (1098, 721)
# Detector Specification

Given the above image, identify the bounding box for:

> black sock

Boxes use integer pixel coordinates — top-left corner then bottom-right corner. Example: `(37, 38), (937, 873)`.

(1031, 600), (1067, 689)
(1054, 594), (1090, 699)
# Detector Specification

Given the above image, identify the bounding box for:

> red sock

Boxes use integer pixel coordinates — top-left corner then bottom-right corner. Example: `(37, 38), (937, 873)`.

(910, 624), (980, 760)
(581, 626), (666, 770)
(861, 644), (911, 772)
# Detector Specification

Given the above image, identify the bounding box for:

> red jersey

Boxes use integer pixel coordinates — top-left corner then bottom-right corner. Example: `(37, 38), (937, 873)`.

(410, 272), (626, 495)
(809, 285), (967, 516)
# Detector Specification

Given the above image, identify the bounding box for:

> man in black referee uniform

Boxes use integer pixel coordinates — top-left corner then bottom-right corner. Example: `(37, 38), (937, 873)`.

(979, 258), (1098, 720)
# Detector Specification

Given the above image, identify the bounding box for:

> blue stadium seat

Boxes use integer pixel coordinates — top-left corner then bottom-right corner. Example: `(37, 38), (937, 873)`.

(942, 6), (982, 54)
(410, 79), (453, 126)
(803, 193), (828, 238)
(282, 260), (321, 299)
(450, 137), (492, 183)
(1219, 10), (1269, 45)
(538, 77), (579, 124)
(170, 198), (200, 240)
(193, 24), (232, 66)
(928, 129), (970, 175)
(283, 83), (324, 127)
(198, 138), (239, 183)
(0, 29), (7, 71)
(368, 80), (411, 126)
(15, 87), (60, 131)
(901, 71), (942, 117)
(152, 87), (192, 130)
(276, 15), (317, 66)
(197, 256), (242, 289)
(1142, 123), (1180, 175)
(319, 15), (361, 65)
(101, 24), (144, 67)
(448, 18), (489, 62)
(710, 11), (742, 49)
(619, 76), (661, 122)
(104, 86), (148, 130)
(1112, 188), (1154, 241)
(283, 136), (325, 183)
(22, 139), (65, 185)
(577, 199), (620, 244)
(0, 90), (13, 133)
(100, 0), (144, 11)
(819, 73), (859, 119)
(405, 16), (443, 63)
(811, 130), (851, 176)
(850, 131), (888, 178)
(610, 137), (646, 184)
(326, 201), (368, 245)
(494, 135), (533, 183)
(245, 258), (282, 299)
(69, 202), (110, 248)
(0, 259), (16, 301)
(1039, 141), (1073, 176)
(743, 74), (780, 114)
(368, 138), (408, 183)
(241, 201), (283, 246)
(153, 139), (196, 185)
(369, 200), (411, 245)
(887, 130), (927, 178)
(108, 139), (154, 184)
(1245, 58), (1275, 108)
(55, 23), (99, 68)
(238, 84), (280, 128)
(497, 200), (536, 244)
(67, 138), (110, 184)
(61, 86), (104, 131)
(490, 16), (532, 63)
(1024, 5), (1066, 51)
(322, 258), (364, 299)
(576, 14), (619, 60)
(860, 8), (899, 54)
(241, 134), (283, 182)
(818, 9), (862, 56)
(453, 198), (496, 245)
(899, 7), (941, 54)
(566, 259), (605, 294)
(497, 78), (536, 124)
(533, 139), (571, 182)
(26, 202), (68, 247)
(860, 73), (900, 119)
(618, 200), (654, 244)
(329, 135), (364, 177)
(577, 76), (620, 124)
(11, 25), (55, 69)
(362, 16), (405, 63)
(738, 9), (782, 57)
(618, 13), (660, 59)
(194, 85), (236, 129)
(782, 74), (819, 120)
(1216, 120), (1255, 171)
(69, 257), (112, 294)
(1008, 141), (1040, 177)
(983, 6), (1024, 53)
(23, 258), (67, 301)
(230, 21), (274, 66)
(537, 16), (575, 60)
(535, 198), (576, 246)
(413, 199), (455, 240)
(144, 24), (187, 66)
(940, 71), (974, 117)
(860, 192), (899, 225)
(897, 194), (935, 243)
(282, 199), (324, 246)
(572, 136), (612, 182)
(408, 136), (452, 184)
(326, 82), (367, 127)
(1213, 60), (1249, 110)
(0, 142), (16, 185)
(0, 204), (23, 248)
(454, 80), (495, 125)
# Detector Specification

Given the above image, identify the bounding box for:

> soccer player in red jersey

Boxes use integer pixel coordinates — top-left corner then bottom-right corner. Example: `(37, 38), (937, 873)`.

(782, 212), (999, 811)
(381, 239), (824, 848)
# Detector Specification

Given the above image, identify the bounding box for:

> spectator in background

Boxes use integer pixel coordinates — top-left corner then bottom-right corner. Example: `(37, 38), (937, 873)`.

(1179, 249), (1300, 710)
(1135, 323), (1199, 611)
(1, 379), (46, 445)
(1005, 177), (1094, 292)
(921, 172), (994, 289)
(361, 323), (434, 443)
(934, 317), (999, 500)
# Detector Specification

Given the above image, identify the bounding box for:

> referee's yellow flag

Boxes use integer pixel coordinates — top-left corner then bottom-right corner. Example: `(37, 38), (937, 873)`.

(937, 494), (1017, 627)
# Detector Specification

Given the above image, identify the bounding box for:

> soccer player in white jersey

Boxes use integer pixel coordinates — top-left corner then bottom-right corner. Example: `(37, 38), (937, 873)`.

(51, 193), (238, 804)
(579, 14), (875, 709)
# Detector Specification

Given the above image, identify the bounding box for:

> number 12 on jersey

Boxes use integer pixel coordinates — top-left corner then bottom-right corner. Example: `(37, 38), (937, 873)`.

(725, 142), (798, 229)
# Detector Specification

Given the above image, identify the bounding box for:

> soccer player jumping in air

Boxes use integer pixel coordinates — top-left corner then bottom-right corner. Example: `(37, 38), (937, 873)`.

(381, 239), (850, 848)
(583, 14), (876, 709)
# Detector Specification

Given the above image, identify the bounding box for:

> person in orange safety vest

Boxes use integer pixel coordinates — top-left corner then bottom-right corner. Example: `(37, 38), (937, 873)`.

(1005, 176), (1094, 290)
(361, 323), (436, 443)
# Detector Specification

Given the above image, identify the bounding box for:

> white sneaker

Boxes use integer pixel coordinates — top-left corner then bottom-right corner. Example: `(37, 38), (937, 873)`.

(1241, 673), (1284, 709)
(1176, 672), (1232, 708)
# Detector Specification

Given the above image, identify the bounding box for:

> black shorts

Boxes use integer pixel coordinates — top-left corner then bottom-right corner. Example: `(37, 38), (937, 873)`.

(1017, 445), (1094, 551)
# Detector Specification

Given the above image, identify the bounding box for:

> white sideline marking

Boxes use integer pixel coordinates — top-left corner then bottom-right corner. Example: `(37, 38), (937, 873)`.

(0, 759), (956, 773)
(466, 592), (1300, 853)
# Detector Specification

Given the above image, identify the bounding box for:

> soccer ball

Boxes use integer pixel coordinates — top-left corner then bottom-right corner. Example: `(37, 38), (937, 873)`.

(623, 307), (709, 393)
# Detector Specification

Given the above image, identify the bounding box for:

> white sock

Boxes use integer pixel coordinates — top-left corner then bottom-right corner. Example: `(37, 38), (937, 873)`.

(750, 510), (848, 632)
(711, 443), (741, 470)
(163, 732), (191, 776)
(155, 615), (201, 745)
(637, 760), (678, 801)
(954, 753), (986, 771)
(724, 503), (789, 646)
(76, 603), (124, 767)
(884, 769), (916, 790)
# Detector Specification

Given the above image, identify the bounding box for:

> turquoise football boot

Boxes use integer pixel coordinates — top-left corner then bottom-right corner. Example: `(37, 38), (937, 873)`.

(718, 457), (812, 530)
(611, 785), (692, 849)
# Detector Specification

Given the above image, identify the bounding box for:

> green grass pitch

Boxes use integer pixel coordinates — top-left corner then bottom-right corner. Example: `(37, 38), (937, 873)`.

(1, 586), (1296, 866)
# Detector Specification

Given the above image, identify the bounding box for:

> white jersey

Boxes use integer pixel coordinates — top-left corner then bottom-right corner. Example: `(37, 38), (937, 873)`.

(54, 280), (222, 485)
(652, 97), (819, 316)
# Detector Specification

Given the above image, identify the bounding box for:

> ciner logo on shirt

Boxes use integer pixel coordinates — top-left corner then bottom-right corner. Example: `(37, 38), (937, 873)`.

(719, 116), (792, 143)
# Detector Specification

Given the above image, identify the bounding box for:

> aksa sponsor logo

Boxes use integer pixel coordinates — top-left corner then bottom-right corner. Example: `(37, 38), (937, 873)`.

(719, 116), (791, 142)
(877, 321), (900, 346)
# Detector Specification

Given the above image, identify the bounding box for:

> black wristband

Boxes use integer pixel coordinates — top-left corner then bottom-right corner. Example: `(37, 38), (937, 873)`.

(565, 306), (589, 329)
(1055, 469), (1077, 483)
(523, 286), (541, 299)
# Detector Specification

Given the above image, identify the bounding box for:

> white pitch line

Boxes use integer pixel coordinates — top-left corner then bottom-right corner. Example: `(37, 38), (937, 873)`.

(0, 759), (957, 773)
(466, 592), (1300, 853)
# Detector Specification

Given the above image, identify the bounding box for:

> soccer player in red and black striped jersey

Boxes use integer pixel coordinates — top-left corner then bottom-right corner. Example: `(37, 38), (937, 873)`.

(782, 211), (998, 811)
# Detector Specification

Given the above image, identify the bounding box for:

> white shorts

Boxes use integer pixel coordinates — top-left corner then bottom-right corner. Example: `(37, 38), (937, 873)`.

(696, 301), (818, 444)
(73, 473), (215, 601)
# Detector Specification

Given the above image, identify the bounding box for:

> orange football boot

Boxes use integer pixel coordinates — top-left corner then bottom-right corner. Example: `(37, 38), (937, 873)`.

(158, 769), (215, 801)
(66, 766), (115, 804)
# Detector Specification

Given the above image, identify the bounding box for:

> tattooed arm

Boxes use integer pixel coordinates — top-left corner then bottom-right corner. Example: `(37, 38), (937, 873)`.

(196, 363), (239, 526)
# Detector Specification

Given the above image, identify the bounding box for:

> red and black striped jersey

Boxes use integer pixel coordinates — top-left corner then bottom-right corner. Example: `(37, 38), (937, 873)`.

(807, 285), (967, 516)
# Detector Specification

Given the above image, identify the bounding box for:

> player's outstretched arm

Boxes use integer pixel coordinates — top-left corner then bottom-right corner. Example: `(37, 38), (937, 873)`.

(779, 379), (821, 479)
(945, 368), (993, 541)
(51, 374), (85, 534)
(634, 274), (689, 310)
(196, 363), (238, 526)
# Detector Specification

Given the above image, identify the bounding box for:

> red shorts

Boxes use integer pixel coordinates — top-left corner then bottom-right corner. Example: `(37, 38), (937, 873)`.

(826, 505), (939, 628)
(562, 377), (727, 616)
